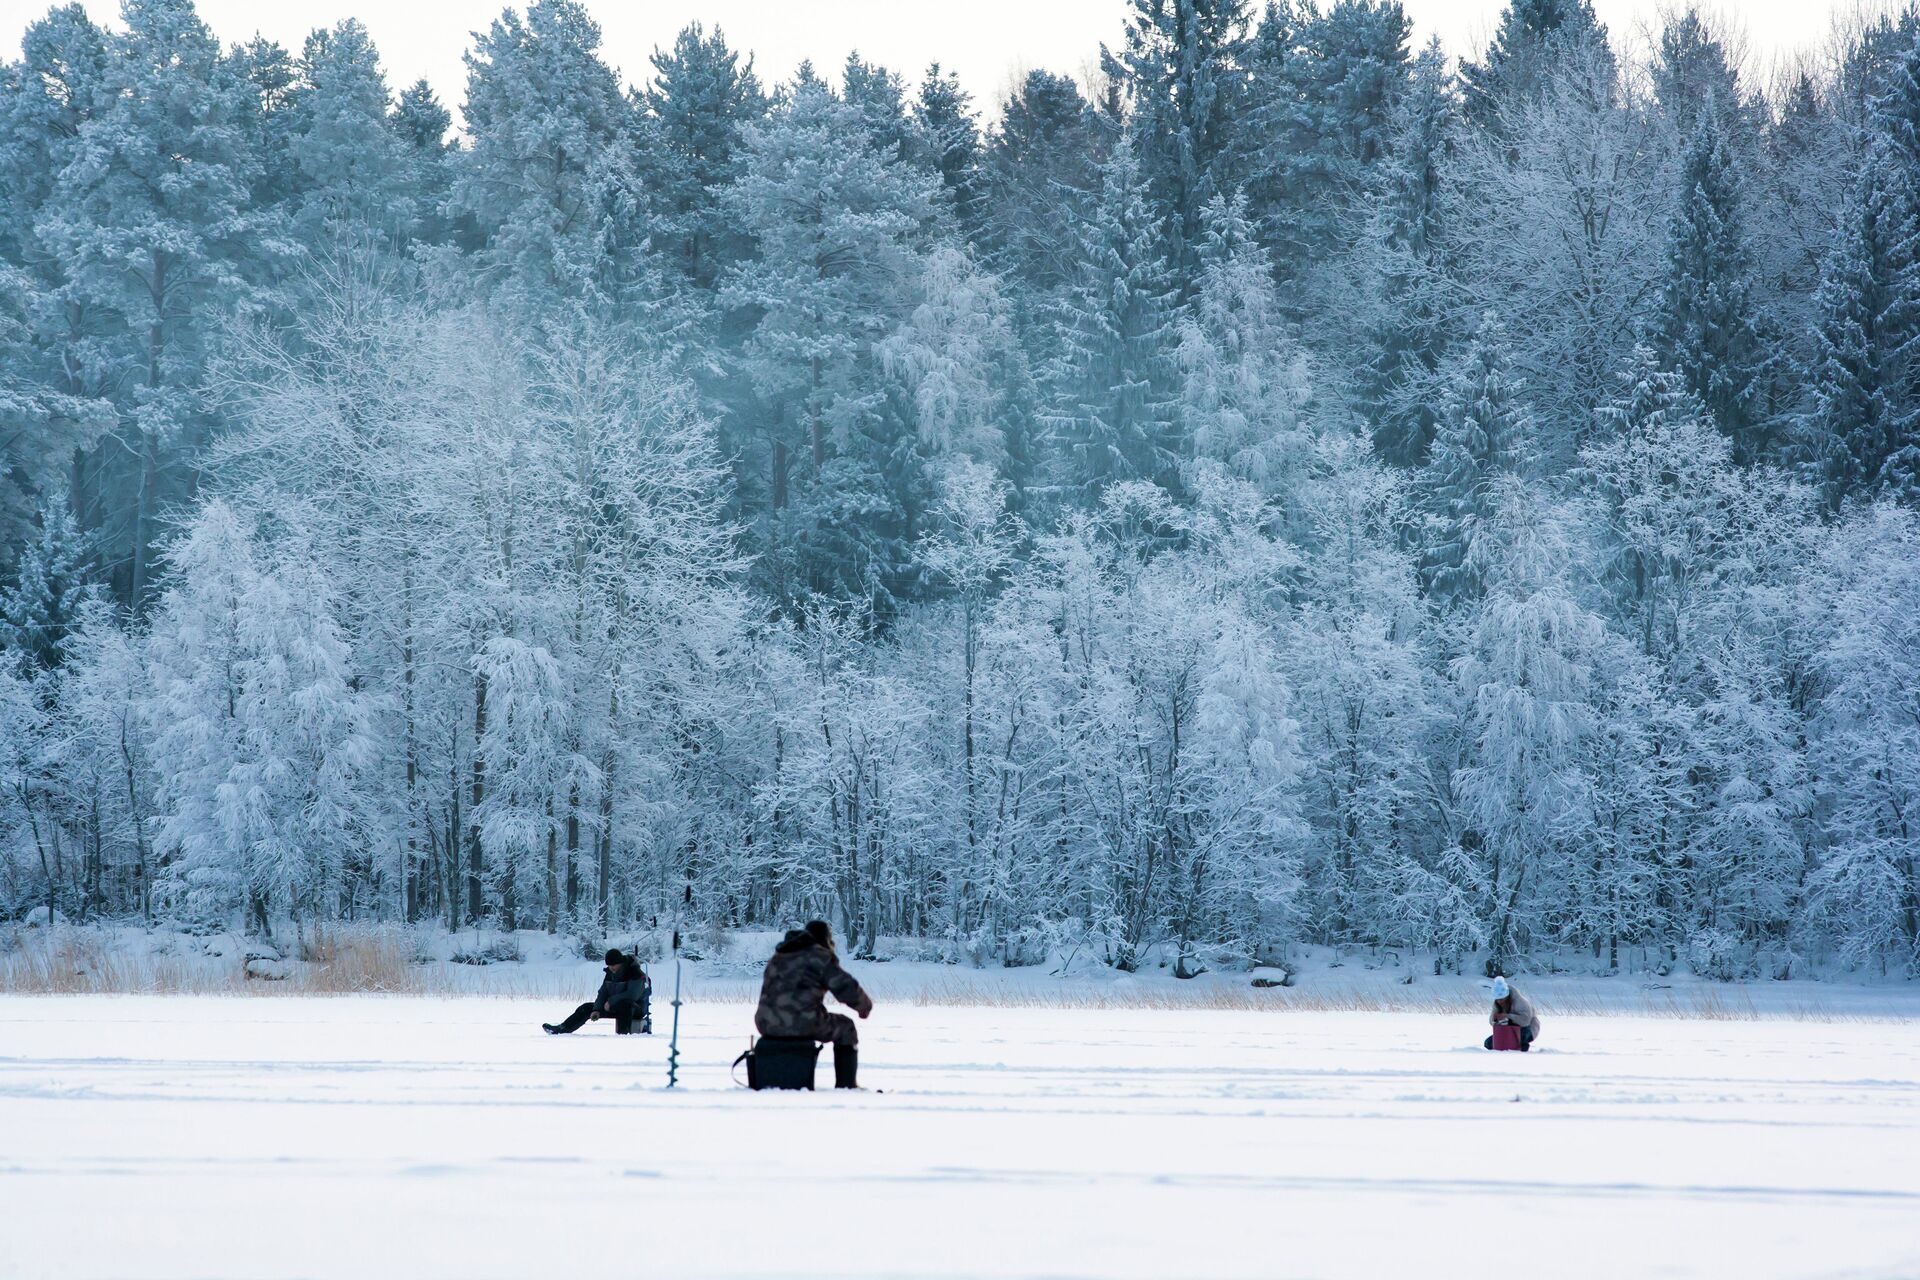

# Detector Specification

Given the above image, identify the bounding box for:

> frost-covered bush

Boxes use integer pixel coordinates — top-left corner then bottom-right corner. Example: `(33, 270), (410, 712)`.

(1688, 929), (1756, 983)
(450, 936), (523, 966)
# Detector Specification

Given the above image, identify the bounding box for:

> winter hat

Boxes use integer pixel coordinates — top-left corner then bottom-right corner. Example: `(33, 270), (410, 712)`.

(1491, 976), (1510, 1000)
(804, 921), (833, 947)
(604, 949), (624, 966)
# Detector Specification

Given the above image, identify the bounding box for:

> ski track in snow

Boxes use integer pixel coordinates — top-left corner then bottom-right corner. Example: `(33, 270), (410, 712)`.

(2, 997), (1918, 1279)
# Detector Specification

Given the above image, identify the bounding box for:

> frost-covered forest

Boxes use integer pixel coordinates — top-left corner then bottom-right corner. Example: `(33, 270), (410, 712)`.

(2, 0), (1918, 978)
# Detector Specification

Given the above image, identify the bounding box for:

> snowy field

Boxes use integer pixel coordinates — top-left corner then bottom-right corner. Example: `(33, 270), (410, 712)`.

(4, 997), (1920, 1279)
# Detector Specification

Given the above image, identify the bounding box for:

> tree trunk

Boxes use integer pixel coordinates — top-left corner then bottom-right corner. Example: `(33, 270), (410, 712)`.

(466, 670), (487, 925)
(544, 796), (558, 934)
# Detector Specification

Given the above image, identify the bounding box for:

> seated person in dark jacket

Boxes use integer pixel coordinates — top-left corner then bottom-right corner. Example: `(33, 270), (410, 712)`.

(755, 920), (872, 1088)
(544, 949), (651, 1035)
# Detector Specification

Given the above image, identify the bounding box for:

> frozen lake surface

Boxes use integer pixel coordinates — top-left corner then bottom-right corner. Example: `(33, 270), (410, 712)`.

(3, 995), (1918, 1279)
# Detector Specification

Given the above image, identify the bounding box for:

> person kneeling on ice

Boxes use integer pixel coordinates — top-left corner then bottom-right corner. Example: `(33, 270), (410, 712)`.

(756, 921), (872, 1088)
(1484, 976), (1540, 1051)
(544, 949), (651, 1035)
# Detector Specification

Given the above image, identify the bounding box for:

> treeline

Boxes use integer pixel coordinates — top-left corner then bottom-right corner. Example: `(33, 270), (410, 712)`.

(1, 0), (1918, 977)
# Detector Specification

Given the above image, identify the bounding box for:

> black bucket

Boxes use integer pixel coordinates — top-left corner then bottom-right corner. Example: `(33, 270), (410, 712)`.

(738, 1036), (822, 1090)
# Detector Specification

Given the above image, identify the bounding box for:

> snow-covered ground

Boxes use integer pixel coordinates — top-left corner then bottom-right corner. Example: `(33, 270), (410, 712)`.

(4, 995), (1919, 1279)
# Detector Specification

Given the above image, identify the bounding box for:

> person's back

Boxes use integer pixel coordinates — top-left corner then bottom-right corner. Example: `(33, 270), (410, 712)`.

(755, 921), (872, 1087)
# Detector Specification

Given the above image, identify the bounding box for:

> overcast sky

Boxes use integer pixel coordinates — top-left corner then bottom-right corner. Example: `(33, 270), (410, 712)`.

(0, 0), (1888, 120)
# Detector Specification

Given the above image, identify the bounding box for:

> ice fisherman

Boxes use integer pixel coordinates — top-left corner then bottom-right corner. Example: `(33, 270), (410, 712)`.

(755, 920), (873, 1089)
(543, 949), (652, 1035)
(1483, 975), (1540, 1051)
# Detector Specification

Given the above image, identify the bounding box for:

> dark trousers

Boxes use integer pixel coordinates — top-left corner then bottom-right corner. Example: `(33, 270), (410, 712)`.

(552, 998), (646, 1034)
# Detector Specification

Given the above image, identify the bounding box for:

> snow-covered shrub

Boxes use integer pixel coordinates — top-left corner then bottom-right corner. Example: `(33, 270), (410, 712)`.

(450, 936), (523, 966)
(1688, 929), (1756, 982)
(1757, 946), (1801, 982)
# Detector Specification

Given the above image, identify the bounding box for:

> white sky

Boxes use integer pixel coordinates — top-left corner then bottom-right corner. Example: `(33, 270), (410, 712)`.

(0, 0), (1890, 121)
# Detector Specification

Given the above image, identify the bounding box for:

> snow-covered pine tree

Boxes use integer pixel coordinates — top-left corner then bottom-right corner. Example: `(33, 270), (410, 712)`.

(644, 23), (764, 295)
(38, 0), (261, 607)
(910, 65), (985, 245)
(0, 8), (116, 546)
(1177, 193), (1313, 502)
(281, 20), (413, 245)
(1657, 116), (1771, 463)
(0, 494), (96, 669)
(1242, 0), (1412, 280)
(1801, 141), (1920, 510)
(1045, 136), (1184, 503)
(389, 79), (454, 245)
(718, 70), (943, 612)
(1102, 0), (1252, 294)
(1459, 0), (1611, 129)
(1415, 315), (1530, 611)
(979, 70), (1102, 302)
(1357, 36), (1453, 468)
(1649, 9), (1753, 145)
(451, 0), (637, 311)
(841, 54), (914, 162)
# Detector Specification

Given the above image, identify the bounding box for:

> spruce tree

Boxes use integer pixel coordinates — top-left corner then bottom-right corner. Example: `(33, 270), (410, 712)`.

(842, 54), (913, 161)
(1359, 36), (1452, 467)
(1178, 193), (1311, 497)
(0, 495), (96, 670)
(911, 64), (985, 244)
(389, 79), (454, 245)
(1651, 9), (1750, 143)
(1102, 0), (1253, 294)
(1243, 0), (1413, 276)
(1460, 0), (1610, 128)
(1416, 316), (1530, 609)
(979, 71), (1101, 299)
(1658, 116), (1769, 462)
(1044, 136), (1183, 500)
(1803, 142), (1920, 510)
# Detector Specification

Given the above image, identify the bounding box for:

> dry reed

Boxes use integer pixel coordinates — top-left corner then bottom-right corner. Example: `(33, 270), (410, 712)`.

(0, 927), (1903, 1021)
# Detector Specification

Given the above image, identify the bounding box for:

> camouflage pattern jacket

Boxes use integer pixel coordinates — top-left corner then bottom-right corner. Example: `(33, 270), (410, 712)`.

(754, 935), (872, 1038)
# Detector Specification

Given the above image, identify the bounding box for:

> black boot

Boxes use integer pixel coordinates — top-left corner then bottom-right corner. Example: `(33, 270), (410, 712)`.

(833, 1045), (859, 1089)
(543, 1024), (561, 1035)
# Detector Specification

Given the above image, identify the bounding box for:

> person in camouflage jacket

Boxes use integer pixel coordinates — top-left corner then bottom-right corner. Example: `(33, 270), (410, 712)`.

(755, 921), (872, 1088)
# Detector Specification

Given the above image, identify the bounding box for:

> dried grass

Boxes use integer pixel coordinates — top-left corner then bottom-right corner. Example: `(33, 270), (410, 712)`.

(0, 927), (1902, 1021)
(0, 926), (583, 998)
